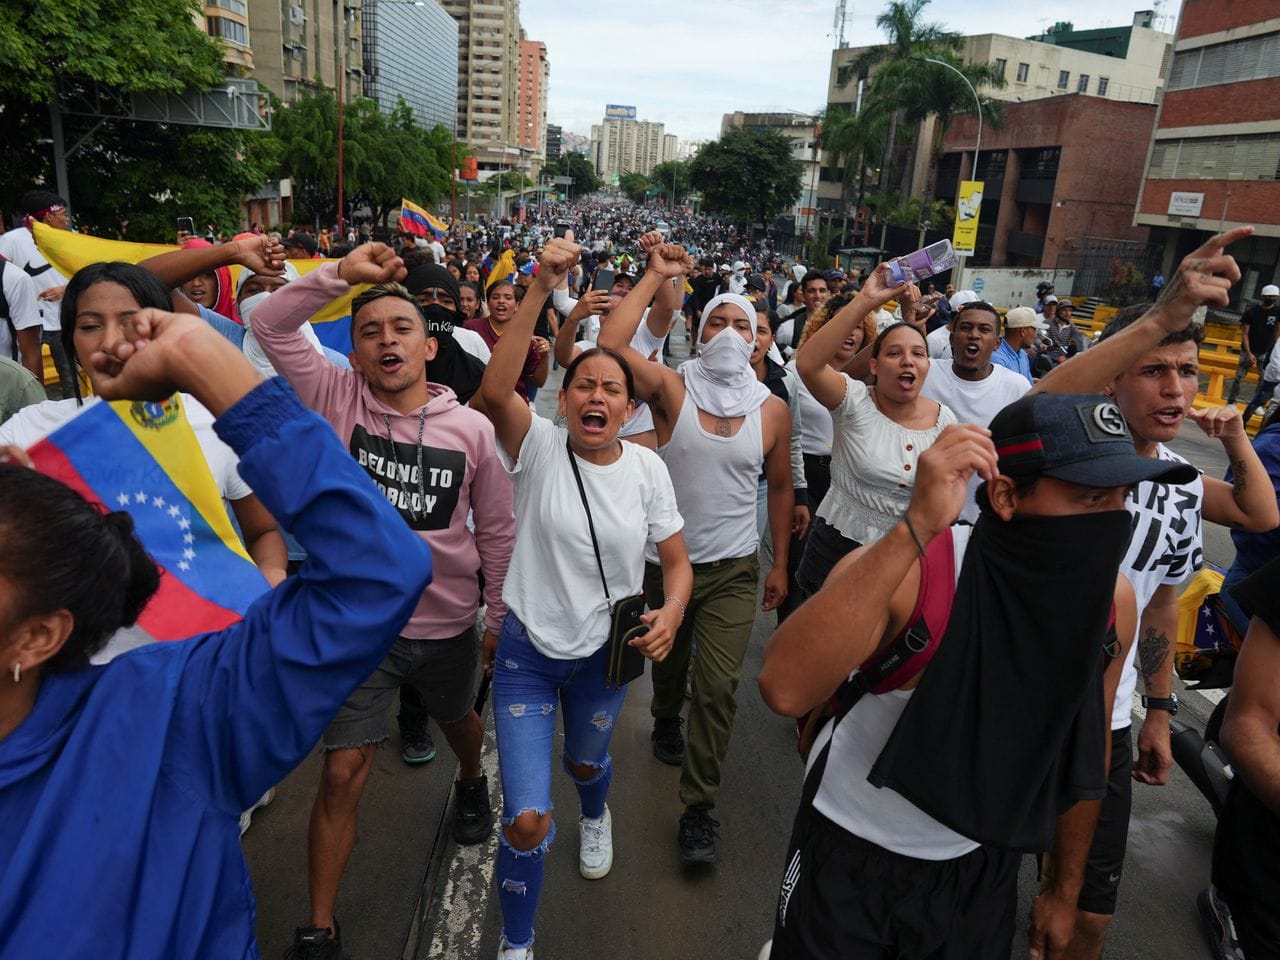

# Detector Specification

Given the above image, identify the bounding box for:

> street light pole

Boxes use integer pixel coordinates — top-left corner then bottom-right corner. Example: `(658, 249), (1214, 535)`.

(919, 57), (982, 286)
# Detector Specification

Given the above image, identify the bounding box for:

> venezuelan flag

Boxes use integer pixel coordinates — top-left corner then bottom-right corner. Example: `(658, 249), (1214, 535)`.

(485, 248), (516, 291)
(32, 223), (360, 355)
(27, 395), (269, 641)
(399, 198), (447, 240)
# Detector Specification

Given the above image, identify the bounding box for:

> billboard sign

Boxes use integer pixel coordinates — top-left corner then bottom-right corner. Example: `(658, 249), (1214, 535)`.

(952, 180), (984, 256)
(605, 104), (637, 120)
(1168, 191), (1204, 217)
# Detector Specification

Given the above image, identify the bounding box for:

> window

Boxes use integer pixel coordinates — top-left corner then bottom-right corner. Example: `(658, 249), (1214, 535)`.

(1098, 76), (1110, 96)
(1016, 62), (1029, 82)
(1146, 133), (1280, 180)
(1077, 74), (1090, 93)
(1057, 70), (1070, 89)
(206, 15), (248, 45)
(209, 0), (247, 14)
(1167, 32), (1280, 90)
(994, 58), (1007, 79)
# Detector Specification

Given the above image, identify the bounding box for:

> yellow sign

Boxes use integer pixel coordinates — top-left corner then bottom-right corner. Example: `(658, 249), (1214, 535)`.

(952, 180), (985, 256)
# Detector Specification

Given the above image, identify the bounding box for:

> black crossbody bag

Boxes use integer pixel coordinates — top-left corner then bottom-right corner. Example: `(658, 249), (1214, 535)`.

(566, 439), (647, 688)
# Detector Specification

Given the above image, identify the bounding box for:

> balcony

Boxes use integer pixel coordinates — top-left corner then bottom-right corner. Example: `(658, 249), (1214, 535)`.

(1006, 230), (1045, 261)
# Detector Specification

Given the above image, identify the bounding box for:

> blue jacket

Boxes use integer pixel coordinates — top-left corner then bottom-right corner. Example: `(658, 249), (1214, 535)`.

(1229, 423), (1280, 573)
(0, 378), (432, 959)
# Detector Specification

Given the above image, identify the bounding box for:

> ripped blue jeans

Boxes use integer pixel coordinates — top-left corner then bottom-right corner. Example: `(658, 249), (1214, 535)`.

(493, 611), (626, 824)
(492, 612), (627, 948)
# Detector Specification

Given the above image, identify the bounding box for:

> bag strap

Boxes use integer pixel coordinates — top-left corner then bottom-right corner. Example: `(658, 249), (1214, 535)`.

(566, 437), (611, 603)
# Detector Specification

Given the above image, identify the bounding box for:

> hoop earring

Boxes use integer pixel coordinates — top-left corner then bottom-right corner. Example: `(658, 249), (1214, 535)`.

(11, 662), (20, 684)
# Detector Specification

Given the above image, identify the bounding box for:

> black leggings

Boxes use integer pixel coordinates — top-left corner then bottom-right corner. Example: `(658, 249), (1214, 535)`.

(795, 516), (862, 599)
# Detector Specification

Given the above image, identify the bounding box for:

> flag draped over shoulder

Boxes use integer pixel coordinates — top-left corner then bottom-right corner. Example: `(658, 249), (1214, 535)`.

(28, 395), (268, 641)
(31, 222), (362, 354)
(399, 199), (447, 240)
(485, 248), (516, 290)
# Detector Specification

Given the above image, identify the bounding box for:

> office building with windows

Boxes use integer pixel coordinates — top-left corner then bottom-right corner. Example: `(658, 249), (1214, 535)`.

(362, 0), (458, 128)
(440, 0), (523, 172)
(1135, 0), (1280, 313)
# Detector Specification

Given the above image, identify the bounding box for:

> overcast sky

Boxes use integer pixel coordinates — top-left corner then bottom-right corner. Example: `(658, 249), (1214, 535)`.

(520, 0), (1177, 141)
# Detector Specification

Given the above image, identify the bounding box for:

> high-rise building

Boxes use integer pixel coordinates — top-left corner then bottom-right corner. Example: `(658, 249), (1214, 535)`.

(590, 115), (674, 178)
(1135, 0), (1280, 312)
(362, 0), (458, 128)
(246, 0), (362, 104)
(440, 0), (522, 173)
(545, 124), (563, 161)
(517, 36), (549, 165)
(202, 0), (254, 73)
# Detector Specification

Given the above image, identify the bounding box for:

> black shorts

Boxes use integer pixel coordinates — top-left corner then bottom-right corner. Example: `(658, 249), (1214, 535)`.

(1078, 725), (1134, 915)
(795, 516), (861, 599)
(770, 806), (1020, 960)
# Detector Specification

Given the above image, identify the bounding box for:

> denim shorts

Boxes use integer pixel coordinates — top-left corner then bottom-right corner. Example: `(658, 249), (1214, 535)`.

(492, 613), (628, 821)
(323, 628), (479, 749)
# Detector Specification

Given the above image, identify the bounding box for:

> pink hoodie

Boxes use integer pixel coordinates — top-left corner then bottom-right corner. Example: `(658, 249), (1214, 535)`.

(252, 264), (513, 639)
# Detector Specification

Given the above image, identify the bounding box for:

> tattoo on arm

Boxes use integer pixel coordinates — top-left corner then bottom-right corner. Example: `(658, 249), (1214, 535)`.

(1137, 626), (1170, 685)
(1231, 458), (1248, 500)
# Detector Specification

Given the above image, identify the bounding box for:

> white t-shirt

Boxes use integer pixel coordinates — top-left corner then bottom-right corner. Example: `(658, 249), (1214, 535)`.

(926, 324), (953, 359)
(789, 361), (834, 456)
(0, 262), (43, 359)
(1113, 444), (1204, 728)
(0, 394), (253, 503)
(499, 414), (683, 660)
(452, 325), (491, 363)
(0, 227), (67, 332)
(920, 360), (1028, 522)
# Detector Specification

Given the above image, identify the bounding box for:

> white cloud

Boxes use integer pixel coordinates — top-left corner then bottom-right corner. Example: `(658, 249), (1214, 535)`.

(519, 0), (1170, 140)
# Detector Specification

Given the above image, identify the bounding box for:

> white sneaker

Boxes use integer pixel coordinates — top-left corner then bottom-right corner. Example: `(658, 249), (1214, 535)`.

(238, 787), (275, 837)
(579, 805), (614, 879)
(758, 941), (772, 960)
(497, 936), (534, 960)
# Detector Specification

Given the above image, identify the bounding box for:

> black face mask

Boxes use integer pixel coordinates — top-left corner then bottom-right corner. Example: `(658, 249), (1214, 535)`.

(421, 304), (460, 337)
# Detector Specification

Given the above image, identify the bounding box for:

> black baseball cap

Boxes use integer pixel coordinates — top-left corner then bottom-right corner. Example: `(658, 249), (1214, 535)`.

(990, 393), (1199, 488)
(744, 273), (767, 293)
(284, 232), (317, 256)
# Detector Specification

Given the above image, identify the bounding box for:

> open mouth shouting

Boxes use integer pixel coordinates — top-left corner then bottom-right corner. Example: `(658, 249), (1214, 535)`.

(580, 409), (609, 435)
(379, 351), (406, 375)
(896, 371), (918, 390)
(961, 341), (981, 360)
(1151, 406), (1185, 428)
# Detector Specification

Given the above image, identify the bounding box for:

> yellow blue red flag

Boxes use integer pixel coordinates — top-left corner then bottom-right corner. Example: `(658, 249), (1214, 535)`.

(399, 198), (447, 240)
(28, 394), (268, 641)
(32, 222), (362, 353)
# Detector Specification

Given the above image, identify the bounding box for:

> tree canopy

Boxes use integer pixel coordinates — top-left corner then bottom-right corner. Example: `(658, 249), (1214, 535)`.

(689, 127), (803, 226)
(541, 152), (601, 195)
(617, 172), (651, 205)
(649, 160), (693, 205)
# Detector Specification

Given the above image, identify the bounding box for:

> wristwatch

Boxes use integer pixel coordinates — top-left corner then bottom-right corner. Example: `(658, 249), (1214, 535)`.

(1142, 694), (1179, 716)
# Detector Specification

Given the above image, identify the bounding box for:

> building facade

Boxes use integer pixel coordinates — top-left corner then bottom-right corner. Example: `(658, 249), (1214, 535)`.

(245, 0), (361, 104)
(517, 37), (549, 164)
(936, 95), (1156, 269)
(545, 124), (562, 161)
(1135, 0), (1280, 312)
(822, 10), (1173, 217)
(590, 117), (674, 178)
(361, 0), (458, 128)
(440, 0), (522, 172)
(203, 0), (254, 73)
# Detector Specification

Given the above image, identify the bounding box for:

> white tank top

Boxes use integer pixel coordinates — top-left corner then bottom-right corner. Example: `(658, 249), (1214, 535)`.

(811, 526), (980, 860)
(649, 391), (763, 564)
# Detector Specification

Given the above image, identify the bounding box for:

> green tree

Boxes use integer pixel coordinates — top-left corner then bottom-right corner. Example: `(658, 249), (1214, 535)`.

(542, 151), (601, 195)
(689, 127), (803, 227)
(649, 160), (692, 205)
(475, 171), (535, 197)
(617, 172), (650, 204)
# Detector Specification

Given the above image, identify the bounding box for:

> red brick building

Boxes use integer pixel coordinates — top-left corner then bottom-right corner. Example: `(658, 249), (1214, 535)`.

(517, 38), (549, 162)
(937, 94), (1156, 269)
(1135, 0), (1280, 312)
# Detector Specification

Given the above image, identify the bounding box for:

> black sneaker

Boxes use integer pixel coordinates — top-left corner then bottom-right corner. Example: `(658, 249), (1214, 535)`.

(652, 717), (685, 766)
(1197, 886), (1245, 960)
(284, 921), (348, 960)
(452, 775), (494, 846)
(678, 805), (719, 866)
(398, 713), (436, 765)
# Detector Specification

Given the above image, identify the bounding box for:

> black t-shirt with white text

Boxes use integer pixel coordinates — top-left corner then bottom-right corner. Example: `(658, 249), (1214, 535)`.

(349, 424), (465, 532)
(1241, 303), (1280, 357)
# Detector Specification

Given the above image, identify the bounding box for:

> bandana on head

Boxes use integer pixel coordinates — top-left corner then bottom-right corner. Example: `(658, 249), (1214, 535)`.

(22, 205), (65, 231)
(678, 293), (771, 418)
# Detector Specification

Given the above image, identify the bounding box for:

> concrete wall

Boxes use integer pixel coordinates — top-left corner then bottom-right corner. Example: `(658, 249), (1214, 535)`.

(959, 266), (1076, 308)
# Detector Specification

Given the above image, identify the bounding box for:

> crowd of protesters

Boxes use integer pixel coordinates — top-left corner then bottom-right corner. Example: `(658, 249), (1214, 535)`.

(1, 185), (1279, 960)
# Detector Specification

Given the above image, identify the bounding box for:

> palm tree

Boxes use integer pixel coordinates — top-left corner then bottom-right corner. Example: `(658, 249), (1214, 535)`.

(819, 101), (890, 244)
(841, 0), (962, 196)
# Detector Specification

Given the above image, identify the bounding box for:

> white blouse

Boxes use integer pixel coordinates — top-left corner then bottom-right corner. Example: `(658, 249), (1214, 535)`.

(816, 374), (956, 545)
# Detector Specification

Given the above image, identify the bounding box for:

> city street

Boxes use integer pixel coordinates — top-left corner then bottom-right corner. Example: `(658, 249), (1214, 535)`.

(242, 330), (1236, 960)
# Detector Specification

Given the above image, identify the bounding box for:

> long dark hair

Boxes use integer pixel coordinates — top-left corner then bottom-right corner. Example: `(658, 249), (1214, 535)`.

(60, 262), (173, 403)
(0, 465), (160, 670)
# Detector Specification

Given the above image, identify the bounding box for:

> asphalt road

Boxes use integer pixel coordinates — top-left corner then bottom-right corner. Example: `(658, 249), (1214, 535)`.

(241, 329), (1238, 960)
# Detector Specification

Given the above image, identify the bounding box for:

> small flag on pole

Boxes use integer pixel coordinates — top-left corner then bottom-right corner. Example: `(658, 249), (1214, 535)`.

(399, 198), (448, 240)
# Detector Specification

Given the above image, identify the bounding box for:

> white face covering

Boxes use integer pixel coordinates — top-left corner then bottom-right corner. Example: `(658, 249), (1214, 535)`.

(678, 293), (772, 418)
(237, 292), (269, 329)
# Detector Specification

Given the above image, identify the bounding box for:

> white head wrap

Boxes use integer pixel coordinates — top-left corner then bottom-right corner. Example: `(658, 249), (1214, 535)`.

(678, 293), (771, 418)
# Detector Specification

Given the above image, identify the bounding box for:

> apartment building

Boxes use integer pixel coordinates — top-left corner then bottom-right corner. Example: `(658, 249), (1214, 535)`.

(245, 0), (361, 104)
(517, 36), (549, 165)
(440, 0), (522, 172)
(590, 116), (675, 178)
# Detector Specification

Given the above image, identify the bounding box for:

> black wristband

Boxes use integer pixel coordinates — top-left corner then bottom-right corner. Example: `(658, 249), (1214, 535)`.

(1141, 695), (1179, 716)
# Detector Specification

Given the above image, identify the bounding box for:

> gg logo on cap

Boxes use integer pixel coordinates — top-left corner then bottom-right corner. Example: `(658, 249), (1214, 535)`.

(1092, 402), (1127, 437)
